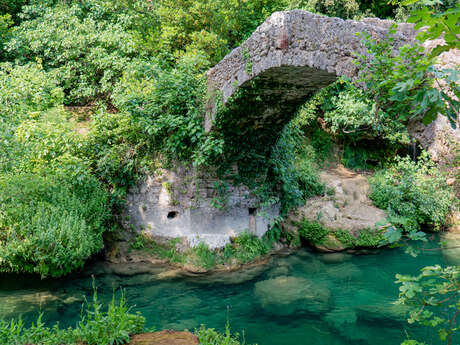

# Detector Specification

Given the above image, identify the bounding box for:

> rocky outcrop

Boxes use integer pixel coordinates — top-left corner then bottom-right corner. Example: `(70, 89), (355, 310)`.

(284, 165), (386, 252)
(407, 42), (459, 164)
(129, 331), (199, 345)
(123, 164), (279, 249)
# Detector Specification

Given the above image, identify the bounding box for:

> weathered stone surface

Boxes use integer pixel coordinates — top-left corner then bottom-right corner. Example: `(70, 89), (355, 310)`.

(206, 10), (416, 131)
(129, 331), (199, 345)
(123, 164), (279, 249)
(284, 165), (387, 251)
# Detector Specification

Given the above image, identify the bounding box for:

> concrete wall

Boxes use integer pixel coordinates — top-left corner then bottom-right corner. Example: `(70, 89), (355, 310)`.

(123, 165), (279, 249)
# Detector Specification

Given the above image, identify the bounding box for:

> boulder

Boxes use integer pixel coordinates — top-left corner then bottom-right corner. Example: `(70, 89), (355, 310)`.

(324, 308), (357, 328)
(284, 165), (387, 252)
(440, 232), (460, 265)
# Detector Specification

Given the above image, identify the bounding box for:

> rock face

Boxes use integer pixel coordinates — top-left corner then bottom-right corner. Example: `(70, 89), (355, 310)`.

(124, 164), (279, 249)
(284, 165), (387, 251)
(129, 331), (199, 345)
(206, 10), (416, 131)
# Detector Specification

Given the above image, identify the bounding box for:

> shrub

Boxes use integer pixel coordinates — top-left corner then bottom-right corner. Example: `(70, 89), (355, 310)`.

(0, 170), (108, 277)
(334, 229), (384, 247)
(369, 152), (455, 233)
(297, 219), (329, 244)
(270, 122), (325, 214)
(111, 57), (207, 163)
(7, 2), (143, 103)
(187, 243), (217, 270)
(286, 0), (361, 19)
(0, 62), (63, 123)
(230, 231), (270, 264)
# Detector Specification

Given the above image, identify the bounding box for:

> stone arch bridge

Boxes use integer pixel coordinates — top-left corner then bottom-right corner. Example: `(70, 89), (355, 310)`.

(205, 10), (416, 133)
(125, 11), (460, 250)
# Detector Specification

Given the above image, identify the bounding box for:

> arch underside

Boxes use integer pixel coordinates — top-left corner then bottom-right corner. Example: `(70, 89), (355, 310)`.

(232, 65), (336, 131)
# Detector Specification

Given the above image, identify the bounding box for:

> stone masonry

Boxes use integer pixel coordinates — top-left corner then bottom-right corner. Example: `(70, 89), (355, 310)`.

(205, 10), (416, 131)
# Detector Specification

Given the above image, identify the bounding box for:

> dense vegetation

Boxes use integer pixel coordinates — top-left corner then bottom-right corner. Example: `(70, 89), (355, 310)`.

(370, 153), (454, 234)
(0, 0), (456, 275)
(0, 0), (458, 343)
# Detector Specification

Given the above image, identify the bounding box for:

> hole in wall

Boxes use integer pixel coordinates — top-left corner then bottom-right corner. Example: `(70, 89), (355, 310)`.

(167, 211), (178, 219)
(248, 207), (257, 216)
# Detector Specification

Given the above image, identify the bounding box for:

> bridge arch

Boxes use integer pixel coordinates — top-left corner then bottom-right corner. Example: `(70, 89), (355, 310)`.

(205, 10), (416, 133)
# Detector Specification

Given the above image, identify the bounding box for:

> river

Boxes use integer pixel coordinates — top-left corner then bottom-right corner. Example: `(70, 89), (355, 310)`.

(0, 239), (457, 345)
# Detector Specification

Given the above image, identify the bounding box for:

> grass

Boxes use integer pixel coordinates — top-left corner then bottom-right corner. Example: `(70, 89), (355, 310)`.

(196, 322), (247, 345)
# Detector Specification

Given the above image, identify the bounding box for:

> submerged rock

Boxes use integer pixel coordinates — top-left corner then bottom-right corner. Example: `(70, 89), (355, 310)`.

(324, 308), (357, 328)
(129, 331), (199, 345)
(267, 264), (291, 278)
(440, 232), (460, 265)
(192, 262), (269, 285)
(324, 262), (362, 281)
(254, 276), (331, 315)
(317, 252), (352, 264)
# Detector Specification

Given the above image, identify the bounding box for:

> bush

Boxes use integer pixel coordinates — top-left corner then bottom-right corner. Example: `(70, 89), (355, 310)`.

(0, 59), (111, 278)
(369, 152), (455, 232)
(7, 2), (143, 103)
(111, 57), (207, 162)
(187, 243), (217, 270)
(0, 62), (63, 123)
(286, 0), (361, 19)
(0, 170), (108, 277)
(334, 229), (384, 247)
(297, 219), (329, 244)
(230, 231), (270, 263)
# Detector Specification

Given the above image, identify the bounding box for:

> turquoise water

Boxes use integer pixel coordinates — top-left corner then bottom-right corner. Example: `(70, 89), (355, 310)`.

(0, 241), (457, 345)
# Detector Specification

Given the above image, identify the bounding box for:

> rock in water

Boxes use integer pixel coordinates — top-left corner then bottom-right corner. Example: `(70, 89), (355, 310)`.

(129, 331), (199, 345)
(254, 276), (331, 315)
(441, 233), (460, 265)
